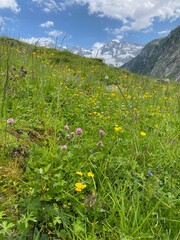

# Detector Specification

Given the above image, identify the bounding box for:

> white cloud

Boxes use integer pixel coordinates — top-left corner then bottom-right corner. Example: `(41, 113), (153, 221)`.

(0, 0), (20, 13)
(0, 16), (5, 30)
(48, 29), (63, 37)
(143, 27), (153, 33)
(92, 41), (104, 49)
(115, 35), (123, 40)
(63, 0), (180, 34)
(40, 21), (54, 28)
(158, 29), (170, 35)
(20, 37), (55, 46)
(20, 36), (69, 49)
(91, 41), (104, 55)
(32, 0), (63, 12)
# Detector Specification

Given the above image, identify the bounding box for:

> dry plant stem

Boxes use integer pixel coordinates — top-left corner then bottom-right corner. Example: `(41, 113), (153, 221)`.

(1, 45), (10, 117)
(115, 83), (134, 117)
(115, 83), (139, 158)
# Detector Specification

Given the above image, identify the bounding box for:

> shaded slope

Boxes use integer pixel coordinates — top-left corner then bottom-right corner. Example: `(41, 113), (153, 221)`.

(121, 26), (180, 80)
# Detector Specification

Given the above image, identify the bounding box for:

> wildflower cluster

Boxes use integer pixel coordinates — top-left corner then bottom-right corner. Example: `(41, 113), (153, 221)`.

(0, 38), (179, 239)
(75, 171), (95, 192)
(97, 129), (105, 146)
(114, 124), (123, 133)
(61, 125), (83, 149)
(75, 182), (87, 192)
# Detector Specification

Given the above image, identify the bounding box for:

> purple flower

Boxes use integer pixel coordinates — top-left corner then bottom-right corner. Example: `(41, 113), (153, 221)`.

(64, 125), (69, 130)
(99, 129), (105, 136)
(148, 171), (153, 176)
(76, 128), (83, 135)
(7, 118), (14, 124)
(97, 141), (103, 146)
(61, 145), (67, 150)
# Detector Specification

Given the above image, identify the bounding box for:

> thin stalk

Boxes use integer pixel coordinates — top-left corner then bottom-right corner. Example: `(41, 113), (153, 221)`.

(115, 83), (134, 117)
(1, 46), (10, 117)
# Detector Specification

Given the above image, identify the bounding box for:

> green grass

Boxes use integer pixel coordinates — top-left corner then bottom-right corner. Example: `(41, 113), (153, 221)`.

(0, 36), (180, 239)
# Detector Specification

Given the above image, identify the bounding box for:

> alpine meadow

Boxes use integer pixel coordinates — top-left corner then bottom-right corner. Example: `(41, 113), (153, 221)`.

(0, 36), (180, 239)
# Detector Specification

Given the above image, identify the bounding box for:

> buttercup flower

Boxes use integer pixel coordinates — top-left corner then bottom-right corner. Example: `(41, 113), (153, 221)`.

(114, 126), (123, 133)
(76, 128), (83, 135)
(140, 131), (146, 137)
(87, 172), (94, 177)
(75, 182), (87, 192)
(7, 118), (14, 124)
(76, 171), (83, 176)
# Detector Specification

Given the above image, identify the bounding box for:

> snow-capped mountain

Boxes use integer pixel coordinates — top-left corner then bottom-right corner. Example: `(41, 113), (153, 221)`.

(71, 46), (92, 57)
(21, 37), (143, 67)
(71, 40), (144, 67)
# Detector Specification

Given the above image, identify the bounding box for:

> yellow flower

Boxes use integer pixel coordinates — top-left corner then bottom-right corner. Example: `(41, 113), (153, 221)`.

(114, 126), (123, 133)
(140, 131), (146, 137)
(87, 172), (94, 177)
(76, 171), (83, 176)
(75, 182), (87, 192)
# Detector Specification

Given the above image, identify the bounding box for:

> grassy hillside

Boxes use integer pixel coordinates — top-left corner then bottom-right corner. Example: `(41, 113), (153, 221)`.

(0, 37), (180, 239)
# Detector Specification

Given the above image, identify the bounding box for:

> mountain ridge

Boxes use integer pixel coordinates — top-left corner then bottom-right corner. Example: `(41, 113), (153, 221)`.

(70, 40), (143, 67)
(121, 26), (180, 80)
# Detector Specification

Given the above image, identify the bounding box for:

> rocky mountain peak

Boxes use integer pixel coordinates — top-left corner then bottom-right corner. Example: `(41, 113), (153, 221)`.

(121, 26), (180, 81)
(70, 40), (144, 67)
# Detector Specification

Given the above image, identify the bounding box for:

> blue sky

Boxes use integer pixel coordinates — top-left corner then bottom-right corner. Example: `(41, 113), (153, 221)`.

(0, 0), (180, 49)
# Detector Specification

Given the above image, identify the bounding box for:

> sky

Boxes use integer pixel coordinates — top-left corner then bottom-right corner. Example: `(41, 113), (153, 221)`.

(0, 0), (180, 49)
